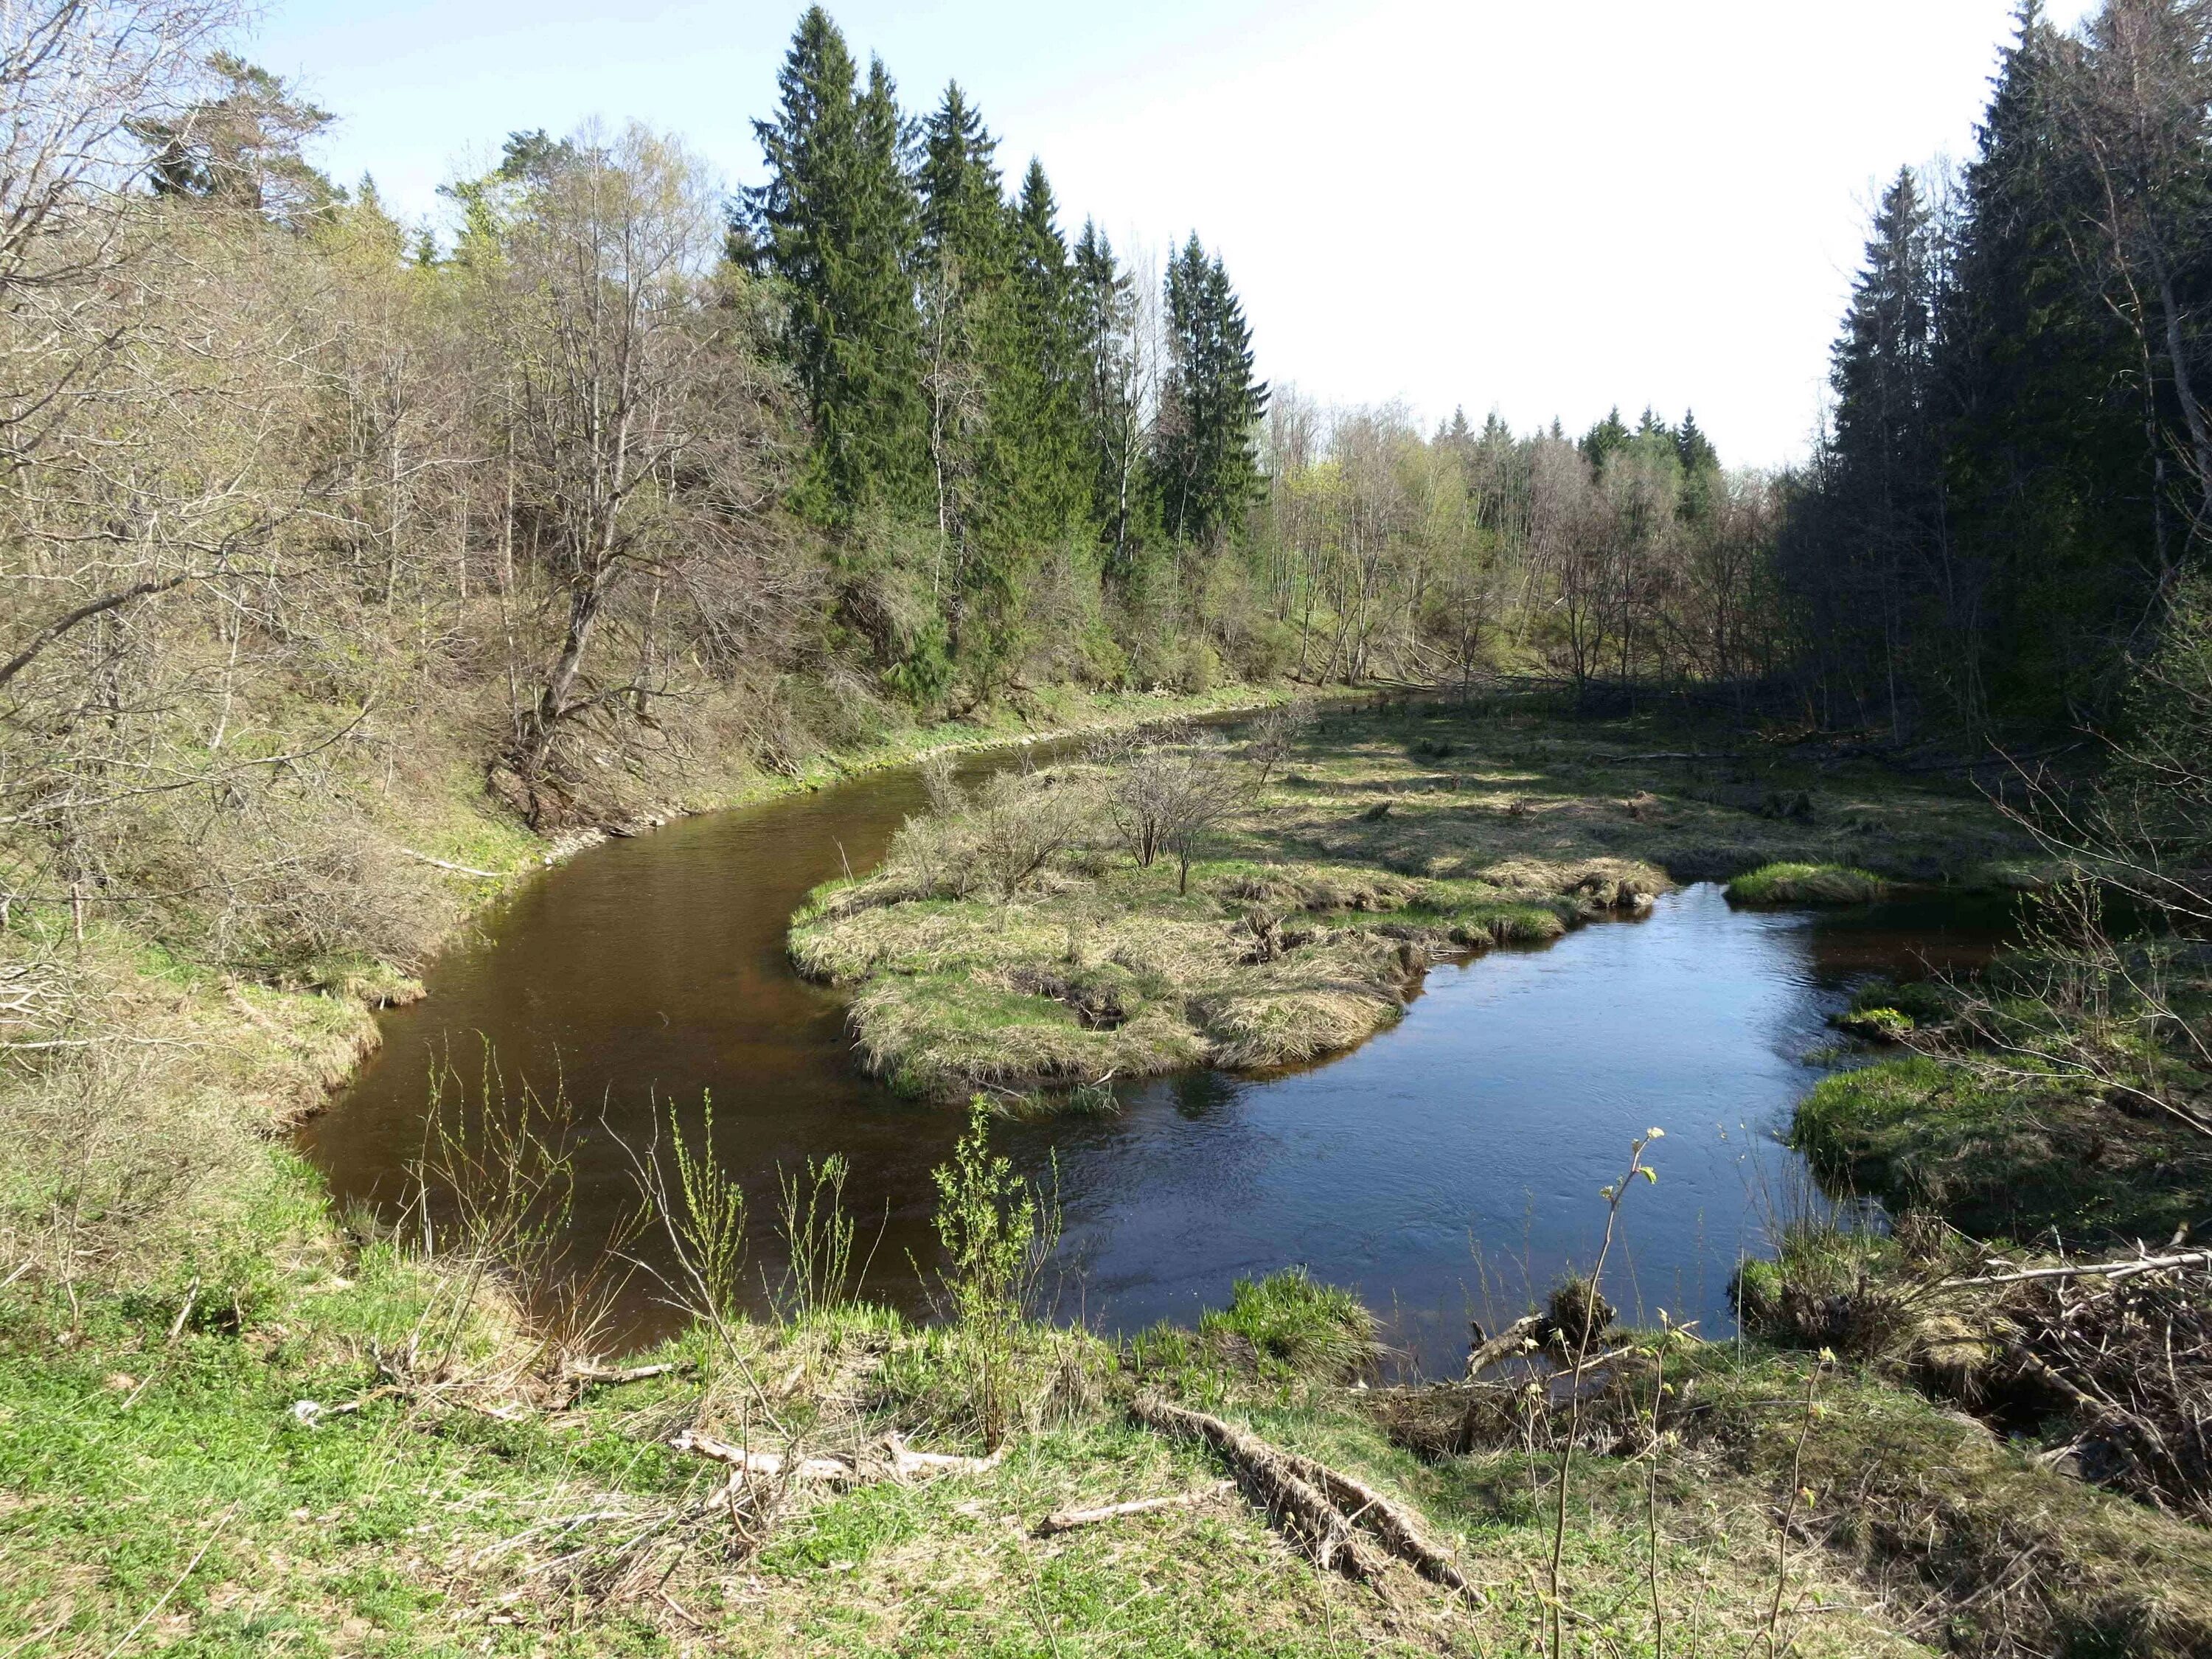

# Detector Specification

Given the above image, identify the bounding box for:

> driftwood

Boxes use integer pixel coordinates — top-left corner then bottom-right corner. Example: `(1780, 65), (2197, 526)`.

(1036, 1481), (1235, 1535)
(669, 1427), (1006, 1489)
(394, 846), (501, 879)
(1132, 1394), (1474, 1595)
(1466, 1313), (1543, 1378)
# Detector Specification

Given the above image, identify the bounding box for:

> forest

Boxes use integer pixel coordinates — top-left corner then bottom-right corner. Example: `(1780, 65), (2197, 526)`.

(11, 0), (2212, 981)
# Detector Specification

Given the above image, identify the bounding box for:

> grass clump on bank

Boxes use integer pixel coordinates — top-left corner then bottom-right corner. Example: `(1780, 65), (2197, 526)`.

(1792, 1054), (2211, 1246)
(1728, 860), (1887, 905)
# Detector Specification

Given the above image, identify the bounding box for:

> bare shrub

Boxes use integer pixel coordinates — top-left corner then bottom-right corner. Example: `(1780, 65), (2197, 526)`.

(969, 768), (1086, 904)
(883, 809), (976, 900)
(1105, 738), (1243, 893)
(0, 1045), (247, 1320)
(1245, 701), (1314, 790)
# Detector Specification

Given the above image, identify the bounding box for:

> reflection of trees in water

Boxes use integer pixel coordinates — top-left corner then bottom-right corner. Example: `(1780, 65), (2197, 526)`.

(1802, 892), (2021, 984)
(1169, 1070), (1242, 1120)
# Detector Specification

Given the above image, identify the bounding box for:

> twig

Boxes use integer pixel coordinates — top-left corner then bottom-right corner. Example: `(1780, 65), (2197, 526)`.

(563, 1359), (687, 1388)
(1036, 1482), (1234, 1535)
(1941, 1249), (2212, 1287)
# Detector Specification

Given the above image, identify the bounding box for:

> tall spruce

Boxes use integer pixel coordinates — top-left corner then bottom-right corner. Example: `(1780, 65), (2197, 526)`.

(1155, 234), (1267, 548)
(1941, 0), (2149, 720)
(914, 81), (1004, 606)
(1813, 167), (1943, 731)
(745, 10), (926, 521)
(996, 160), (1091, 543)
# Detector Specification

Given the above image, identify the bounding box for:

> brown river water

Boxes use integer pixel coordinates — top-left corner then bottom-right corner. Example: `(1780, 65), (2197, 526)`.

(301, 731), (2016, 1377)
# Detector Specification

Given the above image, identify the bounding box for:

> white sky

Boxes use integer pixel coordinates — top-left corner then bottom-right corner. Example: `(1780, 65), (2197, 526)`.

(253, 0), (2098, 470)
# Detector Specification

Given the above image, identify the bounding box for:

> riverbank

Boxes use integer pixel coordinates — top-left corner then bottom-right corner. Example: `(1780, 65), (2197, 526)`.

(11, 1197), (2208, 1655)
(793, 698), (2040, 1099)
(13, 690), (2211, 1658)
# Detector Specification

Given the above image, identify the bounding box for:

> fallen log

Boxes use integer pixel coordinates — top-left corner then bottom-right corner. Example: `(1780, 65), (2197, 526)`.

(1133, 1395), (1386, 1579)
(1466, 1313), (1543, 1379)
(668, 1427), (1006, 1489)
(1133, 1394), (1477, 1591)
(669, 1429), (858, 1485)
(1273, 1447), (1478, 1596)
(879, 1430), (1009, 1482)
(1036, 1481), (1235, 1535)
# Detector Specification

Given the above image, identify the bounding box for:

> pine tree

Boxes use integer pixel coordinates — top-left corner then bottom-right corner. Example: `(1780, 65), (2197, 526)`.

(745, 10), (927, 521)
(1155, 235), (1267, 548)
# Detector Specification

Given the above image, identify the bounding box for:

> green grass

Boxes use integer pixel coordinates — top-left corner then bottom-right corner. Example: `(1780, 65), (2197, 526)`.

(1194, 1269), (1379, 1384)
(1792, 1056), (2211, 1245)
(1726, 861), (1887, 905)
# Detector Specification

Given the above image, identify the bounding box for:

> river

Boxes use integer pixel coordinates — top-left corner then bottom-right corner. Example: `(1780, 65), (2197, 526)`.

(301, 734), (2012, 1376)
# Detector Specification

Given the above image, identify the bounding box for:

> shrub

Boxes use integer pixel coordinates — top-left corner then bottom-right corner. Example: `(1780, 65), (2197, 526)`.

(931, 1100), (1062, 1445)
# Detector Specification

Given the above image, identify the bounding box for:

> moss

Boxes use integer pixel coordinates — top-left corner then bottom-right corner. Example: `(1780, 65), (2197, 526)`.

(1832, 977), (1952, 1040)
(1727, 861), (1888, 905)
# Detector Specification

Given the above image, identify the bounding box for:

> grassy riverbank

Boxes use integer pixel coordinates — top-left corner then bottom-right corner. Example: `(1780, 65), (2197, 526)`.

(13, 690), (2211, 1658)
(13, 1178), (2210, 1657)
(792, 698), (2037, 1099)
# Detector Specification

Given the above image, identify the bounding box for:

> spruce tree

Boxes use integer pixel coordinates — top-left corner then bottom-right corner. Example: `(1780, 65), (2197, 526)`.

(996, 159), (1090, 541)
(1579, 408), (1629, 471)
(1155, 234), (1267, 548)
(914, 81), (1004, 603)
(1674, 409), (1719, 521)
(1674, 409), (1718, 474)
(1941, 0), (2147, 721)
(745, 10), (927, 521)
